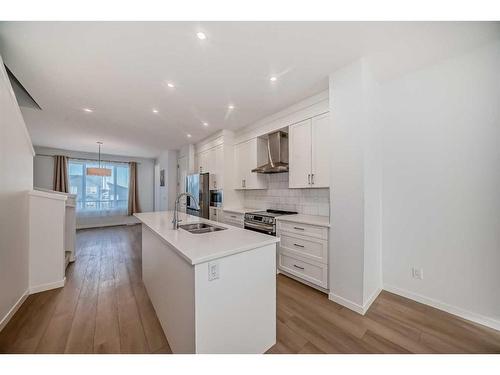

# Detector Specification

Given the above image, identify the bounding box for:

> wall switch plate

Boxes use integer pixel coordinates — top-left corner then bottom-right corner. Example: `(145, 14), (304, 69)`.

(411, 267), (424, 280)
(208, 262), (219, 281)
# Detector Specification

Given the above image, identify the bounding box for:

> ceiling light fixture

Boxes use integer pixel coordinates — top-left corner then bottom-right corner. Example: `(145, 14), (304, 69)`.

(270, 76), (277, 82)
(187, 134), (192, 138)
(86, 142), (111, 176)
(203, 122), (209, 127)
(228, 104), (235, 110)
(83, 108), (93, 112)
(152, 109), (159, 113)
(196, 32), (207, 40)
(167, 82), (175, 88)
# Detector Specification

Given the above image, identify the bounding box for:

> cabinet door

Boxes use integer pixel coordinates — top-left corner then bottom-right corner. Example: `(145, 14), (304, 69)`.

(213, 144), (224, 189)
(198, 150), (208, 174)
(233, 142), (246, 189)
(289, 119), (312, 188)
(311, 113), (330, 188)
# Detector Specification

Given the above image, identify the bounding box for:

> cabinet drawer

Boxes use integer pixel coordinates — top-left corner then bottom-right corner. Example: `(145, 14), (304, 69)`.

(223, 212), (244, 222)
(277, 220), (328, 240)
(279, 233), (327, 264)
(279, 253), (328, 289)
(224, 219), (243, 228)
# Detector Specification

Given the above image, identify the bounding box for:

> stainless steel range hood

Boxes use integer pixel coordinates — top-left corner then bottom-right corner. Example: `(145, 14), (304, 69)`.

(251, 131), (289, 174)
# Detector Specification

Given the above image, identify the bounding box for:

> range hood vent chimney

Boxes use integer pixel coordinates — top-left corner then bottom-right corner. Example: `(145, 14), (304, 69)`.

(251, 131), (289, 174)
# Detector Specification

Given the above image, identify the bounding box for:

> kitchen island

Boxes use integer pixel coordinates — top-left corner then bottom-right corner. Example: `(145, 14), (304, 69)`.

(134, 211), (279, 354)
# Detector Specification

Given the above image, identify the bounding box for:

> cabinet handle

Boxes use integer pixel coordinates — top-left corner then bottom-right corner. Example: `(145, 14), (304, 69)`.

(308, 174), (311, 184)
(293, 226), (305, 231)
(293, 264), (305, 270)
(293, 243), (305, 248)
(230, 215), (237, 218)
(243, 179), (246, 188)
(311, 173), (315, 185)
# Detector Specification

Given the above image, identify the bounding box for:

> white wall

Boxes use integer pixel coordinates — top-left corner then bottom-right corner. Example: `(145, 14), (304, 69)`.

(380, 40), (500, 328)
(0, 55), (34, 329)
(329, 39), (500, 328)
(33, 146), (155, 228)
(157, 150), (178, 211)
(328, 59), (381, 311)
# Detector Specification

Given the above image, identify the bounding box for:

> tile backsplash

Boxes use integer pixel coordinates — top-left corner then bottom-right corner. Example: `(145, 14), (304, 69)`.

(243, 173), (330, 216)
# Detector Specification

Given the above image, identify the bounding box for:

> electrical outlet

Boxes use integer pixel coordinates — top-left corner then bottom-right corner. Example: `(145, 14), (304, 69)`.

(208, 262), (219, 281)
(411, 267), (424, 280)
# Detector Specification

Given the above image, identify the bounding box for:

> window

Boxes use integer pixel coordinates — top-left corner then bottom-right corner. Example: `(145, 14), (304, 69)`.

(68, 159), (130, 217)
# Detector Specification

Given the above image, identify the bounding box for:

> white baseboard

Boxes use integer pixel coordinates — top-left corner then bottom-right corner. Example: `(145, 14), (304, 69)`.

(0, 289), (29, 332)
(363, 287), (382, 313)
(329, 287), (382, 315)
(29, 278), (65, 294)
(383, 284), (500, 332)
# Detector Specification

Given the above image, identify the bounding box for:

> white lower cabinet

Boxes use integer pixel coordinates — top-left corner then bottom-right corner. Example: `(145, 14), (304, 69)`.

(209, 207), (221, 222)
(279, 253), (328, 289)
(277, 220), (329, 290)
(222, 211), (244, 228)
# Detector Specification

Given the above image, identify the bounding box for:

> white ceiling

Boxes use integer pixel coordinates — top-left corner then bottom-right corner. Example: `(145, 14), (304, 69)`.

(0, 22), (498, 158)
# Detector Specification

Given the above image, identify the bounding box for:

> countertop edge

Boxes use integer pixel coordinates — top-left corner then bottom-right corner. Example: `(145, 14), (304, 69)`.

(275, 214), (331, 228)
(134, 213), (279, 265)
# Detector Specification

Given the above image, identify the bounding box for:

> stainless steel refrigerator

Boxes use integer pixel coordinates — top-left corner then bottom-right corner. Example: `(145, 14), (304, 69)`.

(185, 172), (210, 219)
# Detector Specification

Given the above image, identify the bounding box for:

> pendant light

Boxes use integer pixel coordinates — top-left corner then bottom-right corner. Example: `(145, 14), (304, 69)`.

(86, 141), (112, 176)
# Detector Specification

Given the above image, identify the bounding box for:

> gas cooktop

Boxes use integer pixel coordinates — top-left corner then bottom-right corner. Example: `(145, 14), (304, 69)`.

(247, 209), (298, 217)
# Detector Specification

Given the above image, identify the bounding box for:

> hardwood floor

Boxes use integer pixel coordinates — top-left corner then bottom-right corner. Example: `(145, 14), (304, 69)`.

(1, 224), (499, 354)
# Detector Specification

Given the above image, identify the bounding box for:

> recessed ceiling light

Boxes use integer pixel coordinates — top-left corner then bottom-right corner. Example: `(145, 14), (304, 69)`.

(270, 76), (277, 82)
(202, 122), (209, 127)
(167, 82), (175, 88)
(196, 32), (207, 40)
(187, 134), (192, 138)
(152, 109), (159, 114)
(228, 104), (235, 110)
(83, 108), (93, 112)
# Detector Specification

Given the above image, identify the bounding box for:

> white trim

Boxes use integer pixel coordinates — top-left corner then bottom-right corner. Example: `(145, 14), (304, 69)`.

(329, 287), (382, 316)
(29, 278), (65, 294)
(235, 90), (329, 144)
(0, 289), (29, 332)
(28, 189), (67, 201)
(328, 292), (365, 315)
(363, 287), (382, 314)
(383, 284), (500, 332)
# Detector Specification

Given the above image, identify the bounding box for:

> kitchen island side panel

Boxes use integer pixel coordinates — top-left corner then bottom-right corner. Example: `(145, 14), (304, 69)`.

(194, 243), (277, 353)
(141, 225), (196, 353)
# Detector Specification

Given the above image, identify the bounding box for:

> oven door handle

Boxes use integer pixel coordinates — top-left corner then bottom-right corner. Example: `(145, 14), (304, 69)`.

(244, 221), (274, 233)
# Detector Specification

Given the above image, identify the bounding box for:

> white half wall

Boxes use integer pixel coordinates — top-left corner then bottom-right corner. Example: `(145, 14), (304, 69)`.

(33, 146), (155, 228)
(0, 55), (33, 330)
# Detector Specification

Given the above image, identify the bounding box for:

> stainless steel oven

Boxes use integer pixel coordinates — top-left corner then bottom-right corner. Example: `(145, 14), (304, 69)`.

(244, 210), (297, 236)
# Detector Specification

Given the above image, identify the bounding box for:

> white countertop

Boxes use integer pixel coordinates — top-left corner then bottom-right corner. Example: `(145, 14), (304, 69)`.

(222, 207), (258, 214)
(276, 214), (330, 227)
(134, 211), (279, 265)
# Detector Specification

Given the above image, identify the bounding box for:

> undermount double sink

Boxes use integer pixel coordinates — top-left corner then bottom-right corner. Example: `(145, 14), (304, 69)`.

(179, 222), (227, 234)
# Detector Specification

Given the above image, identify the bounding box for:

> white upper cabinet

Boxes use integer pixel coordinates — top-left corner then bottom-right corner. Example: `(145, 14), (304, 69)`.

(289, 119), (312, 188)
(311, 113), (330, 187)
(289, 113), (330, 188)
(234, 138), (268, 190)
(195, 145), (224, 190)
(212, 144), (224, 190)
